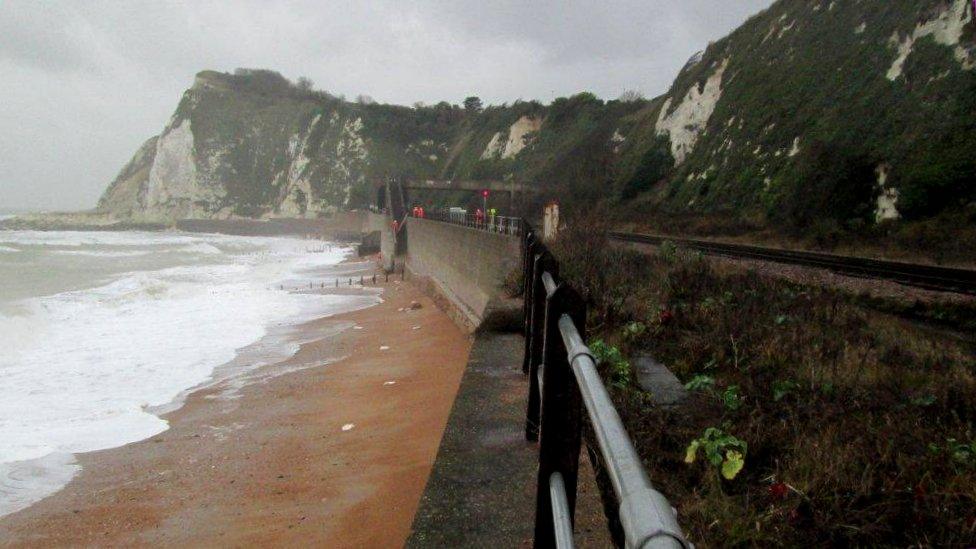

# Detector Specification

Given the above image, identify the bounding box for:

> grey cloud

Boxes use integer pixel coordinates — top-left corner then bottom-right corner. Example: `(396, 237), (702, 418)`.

(0, 2), (93, 72)
(0, 0), (774, 211)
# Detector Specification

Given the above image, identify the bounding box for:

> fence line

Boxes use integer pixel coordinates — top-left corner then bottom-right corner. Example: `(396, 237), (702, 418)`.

(414, 210), (523, 236)
(521, 222), (689, 549)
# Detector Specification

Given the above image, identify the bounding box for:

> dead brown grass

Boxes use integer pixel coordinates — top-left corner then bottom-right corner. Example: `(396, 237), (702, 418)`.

(550, 222), (976, 547)
(618, 208), (976, 268)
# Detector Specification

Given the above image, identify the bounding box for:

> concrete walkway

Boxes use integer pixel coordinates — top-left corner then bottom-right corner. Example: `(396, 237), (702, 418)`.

(406, 332), (537, 547)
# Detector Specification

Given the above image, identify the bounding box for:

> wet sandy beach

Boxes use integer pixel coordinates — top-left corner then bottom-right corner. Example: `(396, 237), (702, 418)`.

(0, 260), (472, 547)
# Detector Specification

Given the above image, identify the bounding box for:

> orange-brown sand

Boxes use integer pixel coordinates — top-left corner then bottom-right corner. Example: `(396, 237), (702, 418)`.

(0, 276), (471, 547)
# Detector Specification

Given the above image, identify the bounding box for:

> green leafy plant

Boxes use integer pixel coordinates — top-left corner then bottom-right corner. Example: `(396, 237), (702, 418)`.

(722, 385), (743, 411)
(929, 438), (976, 467)
(685, 374), (715, 392)
(623, 321), (647, 340)
(773, 379), (800, 402)
(910, 394), (937, 408)
(685, 427), (748, 480)
(660, 240), (679, 263)
(589, 339), (631, 388)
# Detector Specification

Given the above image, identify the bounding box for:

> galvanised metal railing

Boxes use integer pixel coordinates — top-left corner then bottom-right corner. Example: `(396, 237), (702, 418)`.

(415, 210), (523, 236)
(521, 222), (690, 549)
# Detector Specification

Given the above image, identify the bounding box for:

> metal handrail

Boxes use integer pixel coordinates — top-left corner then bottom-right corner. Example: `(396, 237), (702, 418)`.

(542, 271), (558, 297)
(522, 220), (690, 549)
(559, 316), (688, 549)
(415, 210), (523, 236)
(550, 472), (575, 549)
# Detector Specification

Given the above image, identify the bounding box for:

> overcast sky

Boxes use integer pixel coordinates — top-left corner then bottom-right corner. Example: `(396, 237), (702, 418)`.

(0, 0), (773, 212)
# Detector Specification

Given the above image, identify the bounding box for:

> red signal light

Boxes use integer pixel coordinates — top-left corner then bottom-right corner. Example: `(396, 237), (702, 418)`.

(482, 190), (489, 198)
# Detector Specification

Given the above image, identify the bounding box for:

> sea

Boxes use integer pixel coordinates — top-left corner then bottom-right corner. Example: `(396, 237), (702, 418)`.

(0, 226), (380, 517)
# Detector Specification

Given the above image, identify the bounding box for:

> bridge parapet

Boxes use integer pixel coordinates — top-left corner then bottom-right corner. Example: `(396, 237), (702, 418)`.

(404, 179), (533, 194)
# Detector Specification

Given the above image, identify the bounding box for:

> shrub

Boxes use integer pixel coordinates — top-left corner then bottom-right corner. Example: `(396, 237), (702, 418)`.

(684, 427), (748, 480)
(767, 140), (877, 232)
(589, 339), (631, 389)
(620, 136), (674, 200)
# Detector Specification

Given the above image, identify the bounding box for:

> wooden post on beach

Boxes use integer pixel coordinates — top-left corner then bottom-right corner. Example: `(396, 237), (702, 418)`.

(533, 284), (585, 549)
(526, 253), (557, 441)
(360, 275), (364, 285)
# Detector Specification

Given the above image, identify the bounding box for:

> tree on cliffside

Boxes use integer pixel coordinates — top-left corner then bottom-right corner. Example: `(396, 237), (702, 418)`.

(463, 96), (483, 113)
(296, 76), (314, 91)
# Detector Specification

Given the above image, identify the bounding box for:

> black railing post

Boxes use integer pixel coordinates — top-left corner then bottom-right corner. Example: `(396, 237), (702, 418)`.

(525, 254), (557, 441)
(521, 234), (537, 374)
(533, 284), (586, 549)
(523, 231), (536, 318)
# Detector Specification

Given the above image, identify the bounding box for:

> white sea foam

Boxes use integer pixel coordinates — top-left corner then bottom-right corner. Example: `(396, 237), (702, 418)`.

(0, 231), (377, 517)
(181, 242), (223, 255)
(0, 454), (80, 517)
(0, 245), (18, 253)
(0, 230), (201, 248)
(53, 249), (151, 258)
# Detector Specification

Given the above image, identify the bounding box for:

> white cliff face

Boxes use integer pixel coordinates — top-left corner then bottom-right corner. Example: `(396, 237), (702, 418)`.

(481, 132), (505, 159)
(656, 58), (730, 165)
(334, 117), (369, 208)
(887, 0), (974, 81)
(480, 116), (543, 160)
(502, 116), (543, 158)
(788, 137), (801, 158)
(276, 114), (321, 217)
(144, 118), (222, 219)
(97, 136), (158, 215)
(875, 165), (900, 222)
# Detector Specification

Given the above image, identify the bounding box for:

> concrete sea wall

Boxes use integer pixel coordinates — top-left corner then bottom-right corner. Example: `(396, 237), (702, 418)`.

(404, 218), (520, 332)
(367, 212), (396, 271)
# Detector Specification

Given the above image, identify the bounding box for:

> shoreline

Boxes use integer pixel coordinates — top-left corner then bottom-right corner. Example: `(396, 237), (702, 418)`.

(0, 263), (472, 547)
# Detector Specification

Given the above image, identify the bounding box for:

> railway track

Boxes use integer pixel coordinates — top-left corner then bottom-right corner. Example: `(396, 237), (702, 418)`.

(609, 231), (976, 296)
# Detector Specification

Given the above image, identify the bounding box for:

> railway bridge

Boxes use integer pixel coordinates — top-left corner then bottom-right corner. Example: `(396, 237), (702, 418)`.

(374, 178), (535, 218)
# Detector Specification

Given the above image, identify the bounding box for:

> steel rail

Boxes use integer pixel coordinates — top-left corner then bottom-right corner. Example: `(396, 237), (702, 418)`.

(549, 472), (576, 549)
(610, 231), (976, 295)
(542, 271), (559, 297)
(558, 315), (689, 549)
